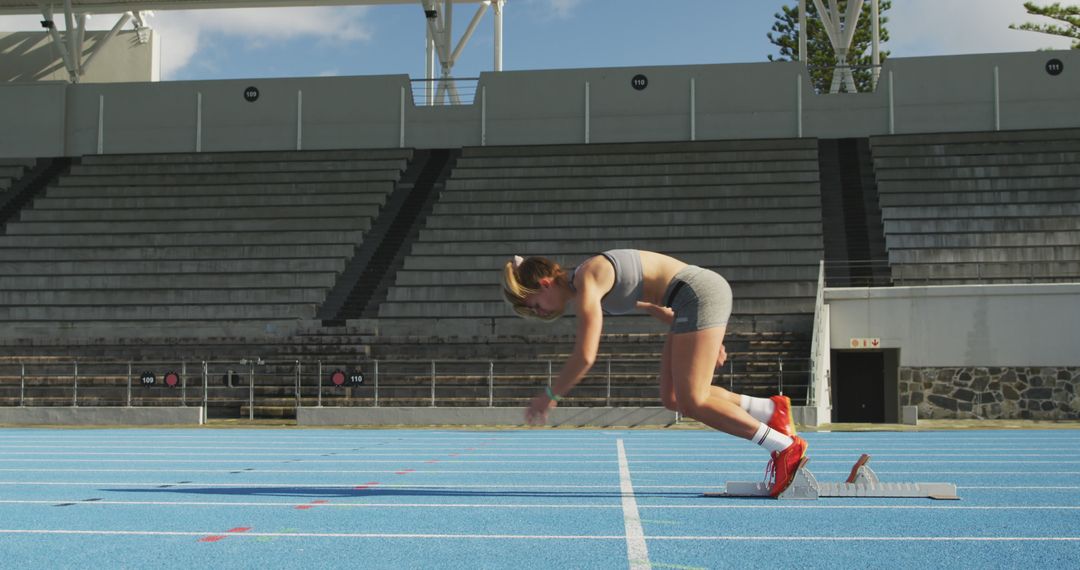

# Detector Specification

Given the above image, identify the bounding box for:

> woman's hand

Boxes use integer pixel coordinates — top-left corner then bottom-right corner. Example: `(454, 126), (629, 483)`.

(715, 344), (728, 369)
(525, 392), (558, 425)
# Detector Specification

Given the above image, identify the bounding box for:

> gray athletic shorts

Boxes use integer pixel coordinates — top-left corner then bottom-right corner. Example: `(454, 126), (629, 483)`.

(661, 266), (733, 334)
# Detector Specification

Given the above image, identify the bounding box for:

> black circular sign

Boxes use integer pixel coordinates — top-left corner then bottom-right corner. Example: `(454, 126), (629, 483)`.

(164, 372), (180, 388)
(631, 74), (648, 91)
(1046, 59), (1064, 76)
(140, 371), (156, 386)
(330, 369), (346, 386)
(348, 372), (365, 386)
(244, 86), (260, 102)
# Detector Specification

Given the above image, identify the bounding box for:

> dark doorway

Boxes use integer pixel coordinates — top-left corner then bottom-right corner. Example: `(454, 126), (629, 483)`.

(832, 350), (891, 422)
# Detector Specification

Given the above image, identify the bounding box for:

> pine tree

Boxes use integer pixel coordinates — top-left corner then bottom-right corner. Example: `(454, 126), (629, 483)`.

(767, 1), (891, 93)
(1010, 2), (1080, 49)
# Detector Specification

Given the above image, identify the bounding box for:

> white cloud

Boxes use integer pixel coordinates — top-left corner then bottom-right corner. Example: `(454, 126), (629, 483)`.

(152, 7), (372, 78)
(548, 0), (584, 19)
(1, 7), (373, 79)
(888, 0), (1074, 56)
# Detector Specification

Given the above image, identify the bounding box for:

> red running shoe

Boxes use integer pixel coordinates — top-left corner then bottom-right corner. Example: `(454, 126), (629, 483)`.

(767, 395), (797, 437)
(766, 436), (808, 498)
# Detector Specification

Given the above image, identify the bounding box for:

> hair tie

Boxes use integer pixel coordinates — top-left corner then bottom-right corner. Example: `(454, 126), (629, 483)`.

(512, 255), (524, 269)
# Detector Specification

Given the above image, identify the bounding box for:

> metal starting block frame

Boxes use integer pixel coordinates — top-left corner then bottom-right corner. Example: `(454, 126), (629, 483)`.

(707, 454), (960, 500)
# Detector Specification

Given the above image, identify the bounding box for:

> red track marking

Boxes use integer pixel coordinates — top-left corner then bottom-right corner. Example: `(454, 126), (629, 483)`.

(296, 500), (330, 510)
(295, 505), (312, 510)
(395, 469), (415, 475)
(354, 481), (381, 490)
(199, 527), (251, 542)
(425, 460), (439, 464)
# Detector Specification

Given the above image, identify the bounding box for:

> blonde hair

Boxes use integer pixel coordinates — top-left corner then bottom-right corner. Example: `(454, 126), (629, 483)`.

(501, 256), (568, 321)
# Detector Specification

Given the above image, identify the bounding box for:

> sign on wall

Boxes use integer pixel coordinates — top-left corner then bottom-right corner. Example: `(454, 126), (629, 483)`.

(850, 338), (881, 349)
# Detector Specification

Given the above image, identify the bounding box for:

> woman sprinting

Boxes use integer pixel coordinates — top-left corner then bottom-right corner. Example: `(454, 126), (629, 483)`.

(501, 249), (808, 497)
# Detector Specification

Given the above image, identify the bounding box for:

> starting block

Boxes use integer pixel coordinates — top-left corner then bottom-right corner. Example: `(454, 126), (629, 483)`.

(706, 454), (960, 500)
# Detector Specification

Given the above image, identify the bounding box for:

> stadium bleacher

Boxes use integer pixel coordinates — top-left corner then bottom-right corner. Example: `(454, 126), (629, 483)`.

(0, 149), (410, 339)
(871, 128), (1080, 285)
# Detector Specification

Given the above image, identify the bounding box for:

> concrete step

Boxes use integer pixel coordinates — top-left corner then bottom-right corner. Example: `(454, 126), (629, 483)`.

(881, 203), (1080, 220)
(386, 282), (816, 302)
(0, 158), (36, 168)
(6, 217), (371, 235)
(873, 151), (1080, 169)
(377, 298), (814, 318)
(394, 265), (821, 286)
(877, 189), (1080, 207)
(0, 319), (308, 340)
(34, 192), (387, 210)
(0, 257), (345, 276)
(438, 183), (821, 203)
(401, 251), (821, 270)
(0, 272), (338, 290)
(878, 177), (1080, 193)
(0, 244), (355, 262)
(875, 164), (1080, 180)
(870, 139), (1080, 158)
(0, 231), (363, 248)
(870, 128), (1080, 146)
(424, 209), (822, 229)
(450, 160), (820, 179)
(0, 288), (327, 305)
(43, 181), (394, 199)
(445, 171), (819, 191)
(81, 148), (414, 165)
(410, 236), (822, 256)
(0, 304), (317, 321)
(69, 159), (407, 176)
(891, 261), (1080, 281)
(0, 166), (25, 178)
(460, 139), (819, 158)
(887, 231), (1080, 249)
(455, 149), (820, 168)
(431, 196), (822, 215)
(20, 203), (380, 222)
(56, 170), (403, 187)
(889, 246), (1080, 264)
(418, 223), (823, 243)
(883, 217), (1080, 234)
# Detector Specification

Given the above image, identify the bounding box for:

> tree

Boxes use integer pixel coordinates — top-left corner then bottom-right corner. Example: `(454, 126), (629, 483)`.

(1010, 2), (1080, 49)
(767, 1), (891, 93)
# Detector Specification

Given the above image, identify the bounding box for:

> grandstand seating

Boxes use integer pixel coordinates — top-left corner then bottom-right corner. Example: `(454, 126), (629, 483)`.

(0, 149), (410, 338)
(379, 139), (824, 329)
(871, 128), (1080, 285)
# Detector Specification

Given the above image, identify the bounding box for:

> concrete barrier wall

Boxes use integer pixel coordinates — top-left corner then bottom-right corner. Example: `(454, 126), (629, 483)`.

(3, 50), (1077, 157)
(826, 283), (1080, 367)
(298, 406), (677, 427)
(0, 406), (204, 425)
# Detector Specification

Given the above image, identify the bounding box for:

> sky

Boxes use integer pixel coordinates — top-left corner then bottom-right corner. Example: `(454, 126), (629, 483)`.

(0, 0), (1075, 81)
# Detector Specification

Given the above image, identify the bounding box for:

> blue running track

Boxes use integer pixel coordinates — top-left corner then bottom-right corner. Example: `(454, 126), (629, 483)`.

(0, 428), (1078, 569)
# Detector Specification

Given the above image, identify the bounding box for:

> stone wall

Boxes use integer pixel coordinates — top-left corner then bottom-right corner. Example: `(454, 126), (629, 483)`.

(900, 367), (1080, 420)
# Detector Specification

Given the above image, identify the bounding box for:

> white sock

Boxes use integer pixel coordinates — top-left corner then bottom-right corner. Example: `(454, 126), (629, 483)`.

(751, 422), (793, 453)
(740, 395), (776, 423)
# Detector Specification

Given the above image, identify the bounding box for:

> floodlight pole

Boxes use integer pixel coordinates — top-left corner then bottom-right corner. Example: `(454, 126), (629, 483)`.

(871, 0), (881, 90)
(494, 0), (504, 71)
(798, 0), (807, 63)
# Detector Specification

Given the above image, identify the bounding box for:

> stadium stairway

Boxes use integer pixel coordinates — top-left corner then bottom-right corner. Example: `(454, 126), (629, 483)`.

(871, 128), (1080, 285)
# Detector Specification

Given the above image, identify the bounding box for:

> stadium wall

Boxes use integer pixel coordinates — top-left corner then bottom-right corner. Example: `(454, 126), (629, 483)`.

(826, 284), (1080, 420)
(0, 49), (1076, 158)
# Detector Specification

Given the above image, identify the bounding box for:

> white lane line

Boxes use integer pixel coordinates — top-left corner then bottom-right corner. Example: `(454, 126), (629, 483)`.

(0, 481), (720, 489)
(1, 499), (1079, 510)
(0, 529), (1076, 542)
(617, 438), (651, 570)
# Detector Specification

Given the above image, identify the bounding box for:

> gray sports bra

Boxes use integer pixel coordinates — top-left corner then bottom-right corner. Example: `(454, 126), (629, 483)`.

(567, 249), (644, 315)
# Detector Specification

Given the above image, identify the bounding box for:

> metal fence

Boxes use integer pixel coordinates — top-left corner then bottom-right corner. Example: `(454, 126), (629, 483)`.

(0, 356), (811, 418)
